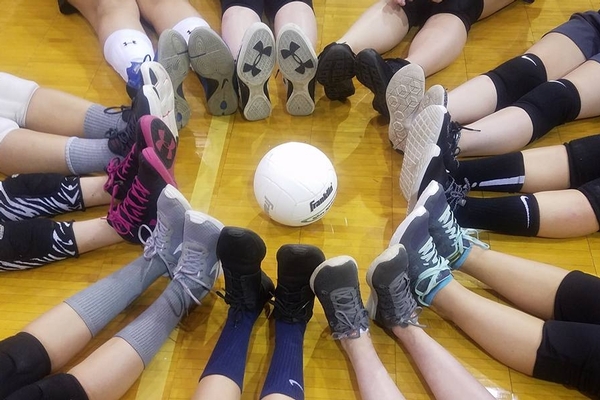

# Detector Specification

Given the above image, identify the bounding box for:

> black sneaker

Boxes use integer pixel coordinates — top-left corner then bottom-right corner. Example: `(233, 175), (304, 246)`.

(355, 49), (409, 118)
(106, 147), (177, 244)
(310, 256), (370, 339)
(58, 0), (78, 14)
(366, 245), (422, 329)
(316, 42), (356, 101)
(272, 244), (325, 323)
(0, 174), (83, 221)
(216, 227), (274, 317)
(106, 85), (161, 157)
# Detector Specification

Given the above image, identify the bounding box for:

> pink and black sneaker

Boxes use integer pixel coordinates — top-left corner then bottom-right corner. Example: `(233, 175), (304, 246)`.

(106, 147), (177, 244)
(104, 115), (178, 200)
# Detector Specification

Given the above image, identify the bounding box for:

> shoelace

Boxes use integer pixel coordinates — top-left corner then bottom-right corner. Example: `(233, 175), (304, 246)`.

(462, 228), (490, 250)
(445, 175), (470, 210)
(216, 282), (247, 324)
(415, 236), (450, 301)
(107, 176), (150, 236)
(272, 287), (311, 321)
(326, 287), (369, 340)
(142, 217), (168, 260)
(377, 274), (424, 328)
(103, 147), (136, 195)
(172, 246), (213, 306)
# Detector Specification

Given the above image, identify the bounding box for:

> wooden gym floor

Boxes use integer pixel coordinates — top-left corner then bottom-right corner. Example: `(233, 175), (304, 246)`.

(0, 0), (599, 398)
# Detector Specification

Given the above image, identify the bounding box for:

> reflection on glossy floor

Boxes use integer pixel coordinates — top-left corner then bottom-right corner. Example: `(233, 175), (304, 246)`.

(1, 0), (599, 399)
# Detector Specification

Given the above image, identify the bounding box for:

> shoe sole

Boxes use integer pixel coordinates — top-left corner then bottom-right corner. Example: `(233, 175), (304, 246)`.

(237, 23), (276, 121)
(138, 115), (178, 178)
(141, 147), (178, 189)
(277, 23), (317, 116)
(161, 184), (192, 212)
(186, 210), (225, 277)
(156, 31), (190, 130)
(407, 144), (441, 213)
(365, 245), (405, 321)
(386, 64), (425, 151)
(316, 44), (355, 101)
(188, 27), (238, 116)
(400, 105), (446, 202)
(309, 255), (357, 293)
(355, 49), (391, 117)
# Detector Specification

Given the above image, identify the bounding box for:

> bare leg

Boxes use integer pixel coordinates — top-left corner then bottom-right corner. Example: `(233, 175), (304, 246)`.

(448, 33), (587, 124)
(535, 190), (600, 238)
(432, 280), (543, 375)
(563, 60), (600, 119)
(22, 303), (92, 371)
(221, 6), (262, 59)
(136, 0), (205, 34)
(520, 145), (570, 192)
(25, 88), (90, 137)
(80, 176), (112, 207)
(338, 0), (409, 54)
(69, 338), (144, 400)
(0, 130), (70, 175)
(72, 218), (123, 254)
(405, 14), (467, 76)
(341, 333), (406, 400)
(68, 0), (145, 45)
(273, 1), (318, 48)
(193, 375), (241, 400)
(392, 325), (494, 400)
(459, 246), (569, 320)
(458, 106), (533, 156)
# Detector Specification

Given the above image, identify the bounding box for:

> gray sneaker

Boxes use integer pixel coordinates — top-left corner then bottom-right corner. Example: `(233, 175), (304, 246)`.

(142, 184), (191, 275)
(366, 245), (422, 329)
(170, 210), (223, 308)
(310, 256), (370, 339)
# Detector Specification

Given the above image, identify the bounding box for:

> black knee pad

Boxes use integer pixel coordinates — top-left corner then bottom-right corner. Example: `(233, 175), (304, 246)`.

(0, 332), (51, 398)
(484, 53), (547, 110)
(265, 0), (313, 22)
(5, 373), (88, 400)
(513, 79), (581, 144)
(577, 177), (600, 230)
(429, 0), (484, 31)
(564, 134), (600, 188)
(401, 0), (434, 27)
(0, 219), (78, 271)
(221, 0), (264, 18)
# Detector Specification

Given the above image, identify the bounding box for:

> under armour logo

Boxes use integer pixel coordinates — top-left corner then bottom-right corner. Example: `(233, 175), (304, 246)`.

(123, 40), (137, 46)
(280, 42), (314, 74)
(155, 129), (177, 160)
(243, 41), (272, 77)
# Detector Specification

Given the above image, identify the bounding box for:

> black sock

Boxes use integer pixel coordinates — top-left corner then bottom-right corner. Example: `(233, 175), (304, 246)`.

(454, 194), (540, 236)
(454, 152), (525, 192)
(0, 332), (51, 398)
(5, 373), (89, 400)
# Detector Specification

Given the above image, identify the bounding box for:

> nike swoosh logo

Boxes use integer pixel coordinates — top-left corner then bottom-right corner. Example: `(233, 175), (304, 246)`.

(288, 379), (304, 392)
(519, 195), (531, 228)
(173, 243), (183, 255)
(209, 262), (219, 278)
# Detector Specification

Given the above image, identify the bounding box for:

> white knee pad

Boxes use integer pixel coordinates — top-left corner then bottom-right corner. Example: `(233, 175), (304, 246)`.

(0, 117), (19, 145)
(0, 72), (39, 127)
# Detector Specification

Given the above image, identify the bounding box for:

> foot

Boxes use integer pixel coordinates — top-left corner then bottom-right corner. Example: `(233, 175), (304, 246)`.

(216, 227), (274, 315)
(316, 42), (356, 101)
(143, 184), (192, 274)
(237, 22), (276, 121)
(389, 206), (453, 306)
(169, 210), (223, 307)
(188, 27), (238, 116)
(310, 255), (369, 339)
(105, 115), (178, 200)
(106, 147), (177, 244)
(140, 61), (179, 137)
(366, 245), (422, 329)
(386, 64), (425, 151)
(276, 23), (318, 116)
(355, 49), (409, 118)
(273, 244), (325, 323)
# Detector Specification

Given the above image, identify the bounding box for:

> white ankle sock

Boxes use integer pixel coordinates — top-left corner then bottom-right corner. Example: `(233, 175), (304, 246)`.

(172, 17), (210, 44)
(0, 73), (40, 127)
(103, 29), (154, 81)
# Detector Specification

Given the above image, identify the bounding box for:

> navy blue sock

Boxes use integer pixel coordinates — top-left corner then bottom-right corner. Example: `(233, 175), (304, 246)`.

(260, 321), (306, 399)
(200, 308), (259, 389)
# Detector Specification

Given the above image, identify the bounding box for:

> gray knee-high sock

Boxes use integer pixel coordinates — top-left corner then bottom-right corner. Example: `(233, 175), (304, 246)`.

(64, 256), (166, 336)
(65, 137), (119, 175)
(115, 281), (195, 367)
(83, 104), (127, 139)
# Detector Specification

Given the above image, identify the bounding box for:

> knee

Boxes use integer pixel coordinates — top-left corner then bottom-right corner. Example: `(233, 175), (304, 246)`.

(429, 0), (484, 31)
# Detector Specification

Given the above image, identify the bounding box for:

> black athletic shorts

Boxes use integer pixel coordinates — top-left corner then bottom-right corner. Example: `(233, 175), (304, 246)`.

(550, 10), (600, 63)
